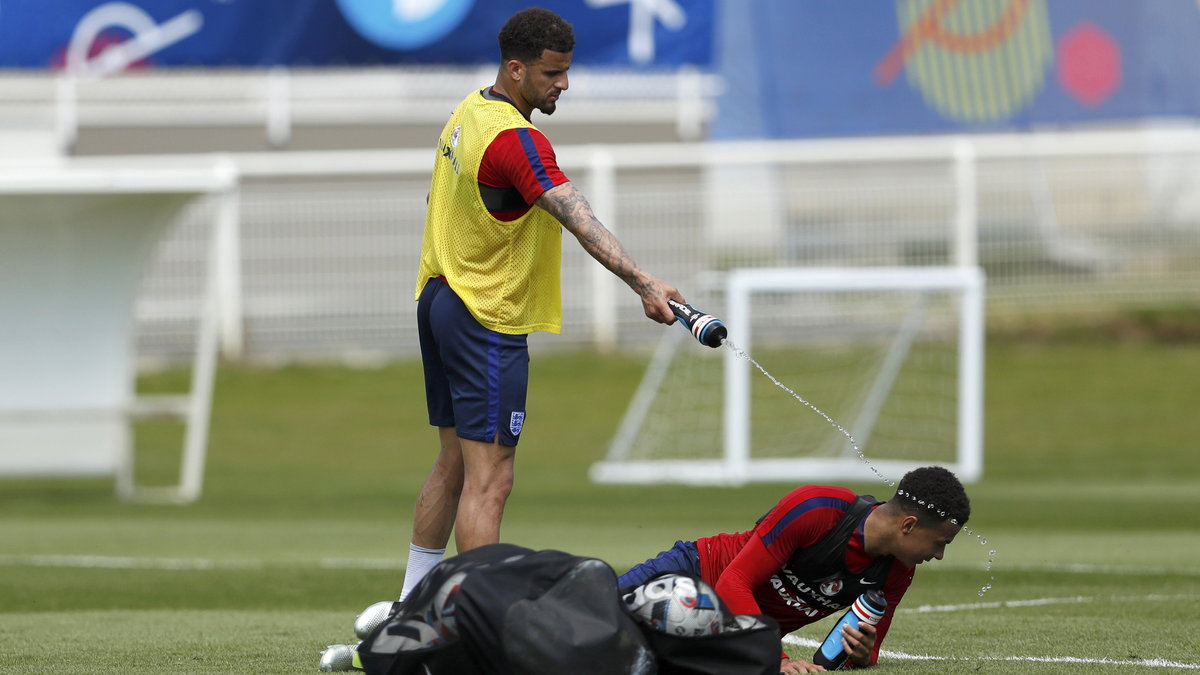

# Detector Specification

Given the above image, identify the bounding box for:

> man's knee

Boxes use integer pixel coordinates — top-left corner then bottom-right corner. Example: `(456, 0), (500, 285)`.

(467, 463), (514, 501)
(461, 441), (515, 491)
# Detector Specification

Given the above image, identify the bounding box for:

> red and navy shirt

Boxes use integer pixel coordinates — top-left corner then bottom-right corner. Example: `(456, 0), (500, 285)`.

(697, 485), (914, 666)
(477, 88), (570, 221)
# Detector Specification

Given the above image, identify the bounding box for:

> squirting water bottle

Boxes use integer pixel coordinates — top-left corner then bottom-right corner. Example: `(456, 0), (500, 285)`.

(812, 589), (887, 670)
(667, 299), (727, 348)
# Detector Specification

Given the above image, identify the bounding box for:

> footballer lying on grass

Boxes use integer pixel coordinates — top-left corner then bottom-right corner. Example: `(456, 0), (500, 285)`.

(618, 466), (970, 673)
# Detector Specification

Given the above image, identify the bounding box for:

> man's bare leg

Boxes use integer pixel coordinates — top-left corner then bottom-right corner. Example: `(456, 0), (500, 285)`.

(411, 427), (465, 549)
(401, 427), (464, 600)
(454, 434), (515, 552)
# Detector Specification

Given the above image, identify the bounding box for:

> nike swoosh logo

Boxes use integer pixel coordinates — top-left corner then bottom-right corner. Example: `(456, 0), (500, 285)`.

(860, 579), (878, 585)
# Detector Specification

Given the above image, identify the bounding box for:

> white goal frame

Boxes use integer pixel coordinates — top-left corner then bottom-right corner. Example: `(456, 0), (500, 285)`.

(590, 266), (985, 486)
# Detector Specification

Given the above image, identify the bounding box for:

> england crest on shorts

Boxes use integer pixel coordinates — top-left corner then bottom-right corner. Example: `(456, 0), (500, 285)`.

(509, 411), (525, 436)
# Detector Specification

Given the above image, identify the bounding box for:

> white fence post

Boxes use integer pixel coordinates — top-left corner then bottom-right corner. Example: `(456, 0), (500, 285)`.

(266, 67), (292, 148)
(55, 75), (79, 154)
(954, 137), (979, 268)
(676, 65), (706, 141)
(214, 157), (244, 359)
(588, 147), (618, 351)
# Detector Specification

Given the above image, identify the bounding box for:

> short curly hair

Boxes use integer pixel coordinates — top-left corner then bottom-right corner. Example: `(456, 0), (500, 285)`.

(893, 466), (971, 527)
(498, 7), (575, 64)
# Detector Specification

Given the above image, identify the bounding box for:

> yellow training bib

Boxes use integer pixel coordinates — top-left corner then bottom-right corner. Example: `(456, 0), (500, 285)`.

(415, 89), (563, 334)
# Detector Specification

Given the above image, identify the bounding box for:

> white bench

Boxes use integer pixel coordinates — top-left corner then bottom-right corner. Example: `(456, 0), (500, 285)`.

(0, 159), (235, 502)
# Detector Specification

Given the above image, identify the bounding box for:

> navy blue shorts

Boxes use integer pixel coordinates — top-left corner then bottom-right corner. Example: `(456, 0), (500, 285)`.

(617, 540), (701, 591)
(417, 277), (529, 447)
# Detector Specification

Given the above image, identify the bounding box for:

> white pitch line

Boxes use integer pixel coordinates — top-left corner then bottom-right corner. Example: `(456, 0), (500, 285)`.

(782, 635), (1200, 670)
(0, 554), (264, 570)
(318, 558), (404, 570)
(900, 592), (1197, 614)
(899, 594), (1093, 613)
(0, 554), (402, 571)
(936, 561), (1200, 577)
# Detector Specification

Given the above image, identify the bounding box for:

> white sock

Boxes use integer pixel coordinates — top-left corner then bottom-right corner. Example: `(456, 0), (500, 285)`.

(399, 543), (446, 602)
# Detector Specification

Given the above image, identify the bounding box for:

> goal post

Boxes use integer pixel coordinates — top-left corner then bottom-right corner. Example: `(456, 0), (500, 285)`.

(590, 266), (985, 486)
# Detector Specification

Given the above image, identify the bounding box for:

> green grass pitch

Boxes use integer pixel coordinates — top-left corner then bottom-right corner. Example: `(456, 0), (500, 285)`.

(0, 341), (1197, 673)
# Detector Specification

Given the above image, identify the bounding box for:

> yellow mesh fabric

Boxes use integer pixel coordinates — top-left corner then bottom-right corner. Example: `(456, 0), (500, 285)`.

(415, 89), (563, 335)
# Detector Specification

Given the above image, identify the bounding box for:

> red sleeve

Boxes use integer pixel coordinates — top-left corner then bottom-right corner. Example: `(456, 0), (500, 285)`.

(712, 536), (780, 616)
(478, 127), (569, 205)
(713, 486), (853, 617)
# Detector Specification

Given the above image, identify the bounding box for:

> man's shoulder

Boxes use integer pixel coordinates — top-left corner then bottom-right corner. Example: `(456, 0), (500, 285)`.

(756, 485), (857, 549)
(776, 484), (857, 508)
(483, 127), (557, 170)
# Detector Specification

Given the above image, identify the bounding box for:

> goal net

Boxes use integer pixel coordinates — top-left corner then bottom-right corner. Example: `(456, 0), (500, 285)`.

(590, 266), (985, 486)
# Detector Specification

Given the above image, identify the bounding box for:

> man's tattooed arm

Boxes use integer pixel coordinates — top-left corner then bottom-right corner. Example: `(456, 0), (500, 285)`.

(537, 182), (681, 324)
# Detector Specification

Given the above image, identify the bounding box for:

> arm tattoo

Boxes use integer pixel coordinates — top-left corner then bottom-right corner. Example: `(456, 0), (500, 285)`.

(538, 182), (654, 295)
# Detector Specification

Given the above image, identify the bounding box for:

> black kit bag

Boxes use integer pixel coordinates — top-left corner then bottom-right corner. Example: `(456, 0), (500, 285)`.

(622, 571), (783, 675)
(357, 543), (655, 675)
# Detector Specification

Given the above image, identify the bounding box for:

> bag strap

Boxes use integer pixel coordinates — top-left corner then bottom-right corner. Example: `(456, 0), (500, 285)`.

(783, 494), (878, 580)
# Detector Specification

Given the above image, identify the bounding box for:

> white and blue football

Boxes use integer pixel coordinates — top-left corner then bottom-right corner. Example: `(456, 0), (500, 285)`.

(623, 574), (723, 637)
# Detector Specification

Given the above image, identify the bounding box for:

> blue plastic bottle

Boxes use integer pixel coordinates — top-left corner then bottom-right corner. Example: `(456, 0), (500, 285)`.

(667, 299), (727, 348)
(812, 589), (887, 670)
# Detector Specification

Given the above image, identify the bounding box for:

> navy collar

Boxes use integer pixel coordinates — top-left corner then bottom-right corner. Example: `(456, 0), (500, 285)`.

(482, 86), (527, 120)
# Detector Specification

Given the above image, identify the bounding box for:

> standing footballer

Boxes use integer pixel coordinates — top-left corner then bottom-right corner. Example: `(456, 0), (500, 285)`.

(394, 7), (684, 608)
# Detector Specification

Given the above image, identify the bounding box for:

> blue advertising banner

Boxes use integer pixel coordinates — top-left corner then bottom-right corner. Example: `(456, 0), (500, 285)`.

(6, 0), (1200, 137)
(713, 0), (1200, 138)
(0, 0), (714, 70)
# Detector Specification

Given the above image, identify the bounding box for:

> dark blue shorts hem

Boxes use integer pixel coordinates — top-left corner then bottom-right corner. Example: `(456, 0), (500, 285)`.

(416, 277), (530, 447)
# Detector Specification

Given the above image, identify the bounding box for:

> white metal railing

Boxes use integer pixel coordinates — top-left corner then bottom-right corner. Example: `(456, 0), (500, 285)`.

(7, 125), (1198, 362)
(0, 66), (724, 153)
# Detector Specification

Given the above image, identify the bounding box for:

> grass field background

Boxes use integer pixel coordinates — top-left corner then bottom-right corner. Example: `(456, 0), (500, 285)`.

(1, 334), (1198, 673)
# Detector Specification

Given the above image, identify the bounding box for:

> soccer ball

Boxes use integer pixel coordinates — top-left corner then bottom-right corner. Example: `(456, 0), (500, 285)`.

(623, 574), (723, 637)
(425, 571), (466, 639)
